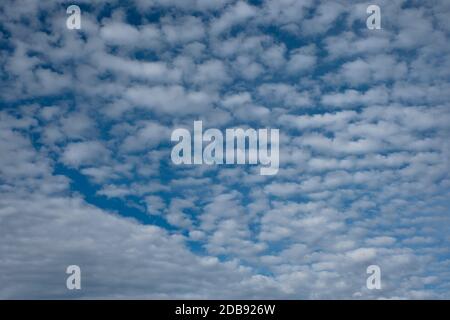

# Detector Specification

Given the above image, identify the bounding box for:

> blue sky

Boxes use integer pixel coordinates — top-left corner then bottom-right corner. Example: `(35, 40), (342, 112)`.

(0, 0), (450, 299)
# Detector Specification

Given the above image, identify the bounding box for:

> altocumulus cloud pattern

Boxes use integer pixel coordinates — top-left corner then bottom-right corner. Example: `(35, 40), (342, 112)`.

(0, 0), (450, 299)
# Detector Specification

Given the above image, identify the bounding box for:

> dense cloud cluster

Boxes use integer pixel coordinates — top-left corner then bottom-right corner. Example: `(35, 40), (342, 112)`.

(0, 0), (449, 298)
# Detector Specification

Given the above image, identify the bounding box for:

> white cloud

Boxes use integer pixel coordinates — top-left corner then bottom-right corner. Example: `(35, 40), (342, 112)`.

(210, 1), (258, 35)
(62, 141), (110, 168)
(124, 85), (216, 115)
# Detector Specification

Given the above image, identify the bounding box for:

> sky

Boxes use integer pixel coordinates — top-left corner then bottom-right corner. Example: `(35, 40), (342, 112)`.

(0, 0), (450, 299)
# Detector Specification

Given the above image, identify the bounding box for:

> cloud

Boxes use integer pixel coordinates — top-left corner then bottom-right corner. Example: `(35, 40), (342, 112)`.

(62, 141), (110, 168)
(210, 1), (258, 35)
(257, 83), (312, 108)
(0, 0), (449, 299)
(124, 85), (216, 115)
(329, 55), (407, 87)
(321, 87), (389, 108)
